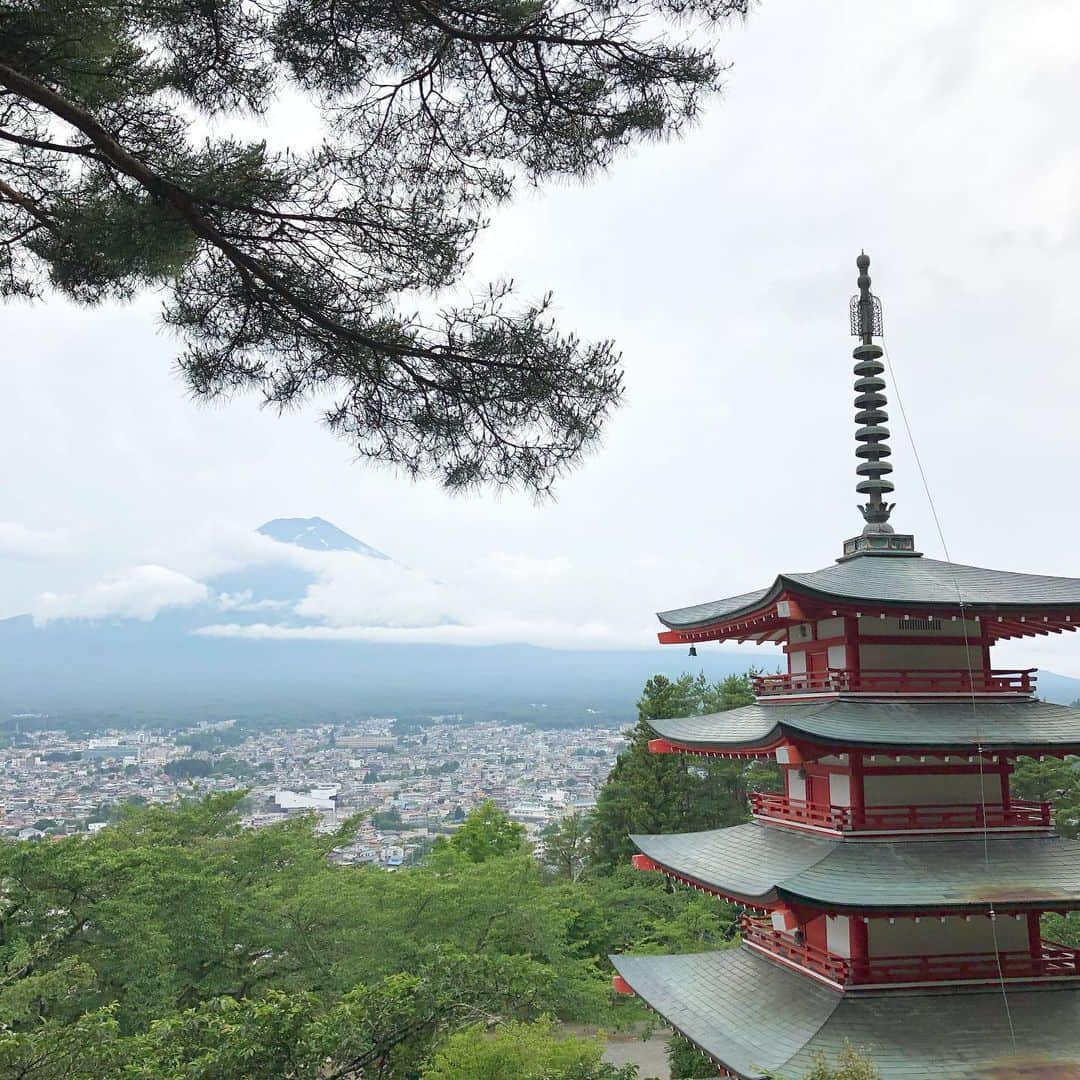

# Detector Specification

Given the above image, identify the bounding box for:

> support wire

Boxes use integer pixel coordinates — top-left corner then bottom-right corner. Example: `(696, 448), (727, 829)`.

(881, 337), (1017, 1051)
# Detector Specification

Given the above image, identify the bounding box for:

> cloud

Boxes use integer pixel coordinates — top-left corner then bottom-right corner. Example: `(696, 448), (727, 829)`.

(0, 522), (74, 559)
(193, 617), (650, 650)
(32, 565), (210, 624)
(215, 590), (291, 612)
(293, 553), (466, 628)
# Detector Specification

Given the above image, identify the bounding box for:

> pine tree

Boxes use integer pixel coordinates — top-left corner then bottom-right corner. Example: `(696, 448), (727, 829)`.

(589, 672), (779, 872)
(0, 0), (750, 493)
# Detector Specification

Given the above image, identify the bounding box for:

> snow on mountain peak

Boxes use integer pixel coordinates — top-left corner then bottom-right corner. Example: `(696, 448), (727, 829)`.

(256, 518), (390, 559)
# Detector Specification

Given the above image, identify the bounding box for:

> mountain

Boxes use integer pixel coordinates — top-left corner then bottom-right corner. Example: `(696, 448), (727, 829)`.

(208, 517), (390, 610)
(3, 516), (1080, 724)
(256, 517), (389, 558)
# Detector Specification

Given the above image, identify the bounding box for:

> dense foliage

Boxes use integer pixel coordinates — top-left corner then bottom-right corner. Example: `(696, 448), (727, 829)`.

(423, 1021), (635, 1080)
(589, 672), (780, 871)
(0, 783), (734, 1076)
(0, 0), (749, 493)
(1012, 753), (1080, 838)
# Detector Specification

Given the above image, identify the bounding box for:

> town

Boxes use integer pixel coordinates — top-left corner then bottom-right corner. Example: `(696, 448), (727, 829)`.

(0, 714), (625, 864)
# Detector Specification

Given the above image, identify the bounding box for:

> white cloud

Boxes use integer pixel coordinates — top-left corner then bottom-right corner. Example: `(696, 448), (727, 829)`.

(32, 565), (210, 624)
(215, 590), (290, 612)
(193, 617), (650, 650)
(0, 522), (74, 559)
(293, 553), (465, 628)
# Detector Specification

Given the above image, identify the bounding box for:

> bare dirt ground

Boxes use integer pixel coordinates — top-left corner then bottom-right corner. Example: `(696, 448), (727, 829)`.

(561, 1023), (673, 1079)
(600, 1028), (673, 1079)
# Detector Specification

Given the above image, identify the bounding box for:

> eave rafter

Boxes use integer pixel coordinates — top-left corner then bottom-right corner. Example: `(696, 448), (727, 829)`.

(648, 736), (1080, 762)
(658, 589), (1080, 646)
(632, 854), (1080, 918)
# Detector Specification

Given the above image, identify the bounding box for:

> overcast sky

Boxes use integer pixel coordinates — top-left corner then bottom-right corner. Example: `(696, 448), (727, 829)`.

(5, 0), (1080, 672)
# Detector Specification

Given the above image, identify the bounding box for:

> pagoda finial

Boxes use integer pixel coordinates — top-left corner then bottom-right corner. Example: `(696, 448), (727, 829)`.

(840, 255), (918, 560)
(849, 252), (893, 532)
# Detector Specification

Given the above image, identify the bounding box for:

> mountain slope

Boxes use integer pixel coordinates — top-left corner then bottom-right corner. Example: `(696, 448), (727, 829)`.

(256, 517), (389, 558)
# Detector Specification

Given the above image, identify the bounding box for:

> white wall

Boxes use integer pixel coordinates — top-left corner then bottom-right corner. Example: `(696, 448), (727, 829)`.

(829, 773), (851, 807)
(868, 915), (1028, 957)
(787, 769), (807, 801)
(859, 643), (983, 671)
(862, 771), (1002, 807)
(816, 617), (845, 639)
(826, 915), (852, 958)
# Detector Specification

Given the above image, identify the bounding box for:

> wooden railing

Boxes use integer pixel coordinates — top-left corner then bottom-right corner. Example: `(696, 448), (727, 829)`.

(751, 668), (1037, 697)
(741, 918), (849, 982)
(853, 944), (1080, 984)
(749, 793), (1052, 832)
(742, 918), (1080, 986)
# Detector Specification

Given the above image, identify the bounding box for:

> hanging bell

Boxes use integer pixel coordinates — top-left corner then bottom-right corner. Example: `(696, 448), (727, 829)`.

(688, 645), (697, 657)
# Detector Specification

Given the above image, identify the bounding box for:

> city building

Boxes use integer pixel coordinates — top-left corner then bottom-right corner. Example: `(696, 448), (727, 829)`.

(611, 255), (1080, 1077)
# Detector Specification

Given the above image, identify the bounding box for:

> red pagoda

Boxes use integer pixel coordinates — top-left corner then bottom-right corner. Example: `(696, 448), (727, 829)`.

(610, 255), (1080, 1078)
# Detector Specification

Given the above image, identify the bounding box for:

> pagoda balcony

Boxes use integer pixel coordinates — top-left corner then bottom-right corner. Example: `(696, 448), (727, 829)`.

(751, 667), (1037, 698)
(741, 918), (1080, 988)
(749, 792), (1052, 834)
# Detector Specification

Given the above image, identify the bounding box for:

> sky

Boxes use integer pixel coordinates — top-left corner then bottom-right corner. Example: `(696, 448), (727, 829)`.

(5, 0), (1080, 671)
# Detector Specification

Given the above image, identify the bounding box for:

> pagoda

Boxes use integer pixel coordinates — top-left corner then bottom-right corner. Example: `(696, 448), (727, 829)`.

(610, 255), (1080, 1078)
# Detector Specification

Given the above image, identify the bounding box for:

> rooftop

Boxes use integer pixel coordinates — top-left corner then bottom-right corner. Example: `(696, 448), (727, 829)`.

(645, 698), (1080, 754)
(657, 554), (1080, 639)
(630, 824), (1080, 911)
(611, 947), (1080, 1079)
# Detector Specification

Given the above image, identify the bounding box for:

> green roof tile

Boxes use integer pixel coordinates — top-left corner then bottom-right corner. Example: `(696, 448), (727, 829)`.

(648, 699), (1080, 753)
(631, 824), (1080, 910)
(658, 555), (1080, 629)
(612, 947), (1080, 1079)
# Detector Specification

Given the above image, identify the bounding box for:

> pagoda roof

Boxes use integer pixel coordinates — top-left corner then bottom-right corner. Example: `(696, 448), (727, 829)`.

(647, 698), (1080, 754)
(630, 824), (1080, 911)
(611, 946), (1080, 1079)
(658, 552), (1080, 632)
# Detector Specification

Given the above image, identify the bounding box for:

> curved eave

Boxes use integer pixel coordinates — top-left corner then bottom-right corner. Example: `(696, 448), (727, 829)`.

(657, 557), (1080, 642)
(631, 825), (1080, 913)
(610, 949), (841, 1079)
(656, 580), (783, 633)
(647, 700), (1080, 755)
(611, 949), (1080, 1079)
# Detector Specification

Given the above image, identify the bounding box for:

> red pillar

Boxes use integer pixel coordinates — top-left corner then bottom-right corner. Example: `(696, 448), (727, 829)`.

(850, 750), (865, 829)
(1027, 911), (1042, 958)
(842, 613), (859, 686)
(980, 616), (992, 686)
(999, 755), (1012, 811)
(850, 915), (869, 982)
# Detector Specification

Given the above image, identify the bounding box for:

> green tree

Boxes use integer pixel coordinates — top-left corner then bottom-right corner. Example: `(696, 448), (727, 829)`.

(0, 0), (749, 493)
(422, 1020), (636, 1080)
(667, 1034), (715, 1078)
(0, 956), (569, 1080)
(787, 1043), (881, 1080)
(439, 802), (528, 863)
(163, 757), (214, 779)
(371, 808), (402, 830)
(1011, 755), (1080, 838)
(541, 812), (591, 883)
(589, 673), (778, 871)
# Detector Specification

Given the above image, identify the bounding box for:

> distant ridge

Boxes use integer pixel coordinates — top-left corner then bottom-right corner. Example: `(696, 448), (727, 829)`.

(257, 517), (389, 559)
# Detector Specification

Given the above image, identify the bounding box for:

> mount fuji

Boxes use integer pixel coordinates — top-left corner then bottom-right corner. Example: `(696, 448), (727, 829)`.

(3, 517), (1078, 722)
(0, 517), (766, 720)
